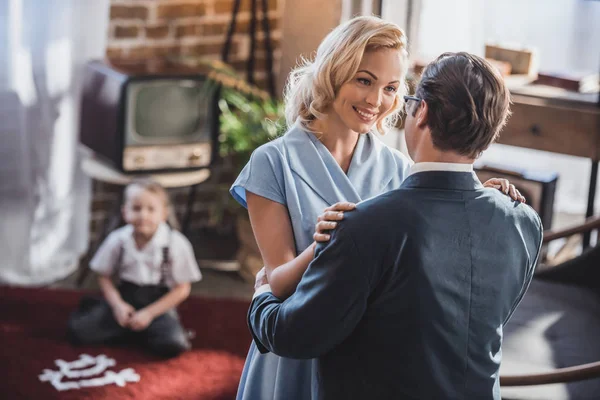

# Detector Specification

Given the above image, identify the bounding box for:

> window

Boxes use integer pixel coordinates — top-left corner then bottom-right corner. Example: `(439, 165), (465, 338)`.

(383, 0), (600, 216)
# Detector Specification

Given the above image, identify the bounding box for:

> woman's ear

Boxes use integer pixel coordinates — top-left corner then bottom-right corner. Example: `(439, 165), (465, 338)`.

(416, 100), (428, 129)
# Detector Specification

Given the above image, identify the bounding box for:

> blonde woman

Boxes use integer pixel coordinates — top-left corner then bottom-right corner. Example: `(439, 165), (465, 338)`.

(230, 16), (521, 400)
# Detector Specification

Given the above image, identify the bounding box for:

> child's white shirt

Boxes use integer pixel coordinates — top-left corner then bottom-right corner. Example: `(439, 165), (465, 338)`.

(90, 223), (202, 287)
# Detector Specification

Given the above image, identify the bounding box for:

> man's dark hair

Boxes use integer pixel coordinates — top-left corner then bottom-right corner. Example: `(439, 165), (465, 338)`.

(415, 52), (511, 158)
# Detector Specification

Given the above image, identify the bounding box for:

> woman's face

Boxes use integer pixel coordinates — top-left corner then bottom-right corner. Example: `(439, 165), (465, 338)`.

(331, 48), (402, 134)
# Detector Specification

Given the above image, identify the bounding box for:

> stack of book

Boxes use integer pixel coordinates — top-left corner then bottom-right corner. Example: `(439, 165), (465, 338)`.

(535, 70), (600, 93)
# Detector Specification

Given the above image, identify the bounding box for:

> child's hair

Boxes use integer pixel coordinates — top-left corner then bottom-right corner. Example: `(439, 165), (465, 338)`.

(284, 15), (409, 135)
(124, 177), (181, 230)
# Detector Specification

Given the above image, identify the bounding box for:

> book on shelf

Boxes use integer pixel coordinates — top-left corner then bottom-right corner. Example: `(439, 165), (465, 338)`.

(534, 70), (599, 93)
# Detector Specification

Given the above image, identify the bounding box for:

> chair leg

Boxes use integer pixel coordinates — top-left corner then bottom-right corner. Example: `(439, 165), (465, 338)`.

(77, 191), (124, 288)
(583, 160), (598, 249)
(536, 245), (600, 290)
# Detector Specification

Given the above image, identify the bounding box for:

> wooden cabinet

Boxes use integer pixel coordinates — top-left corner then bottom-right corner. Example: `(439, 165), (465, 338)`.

(494, 86), (600, 247)
(496, 89), (600, 161)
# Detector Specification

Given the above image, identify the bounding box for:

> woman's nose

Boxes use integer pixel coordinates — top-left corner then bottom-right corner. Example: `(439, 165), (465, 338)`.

(365, 88), (382, 108)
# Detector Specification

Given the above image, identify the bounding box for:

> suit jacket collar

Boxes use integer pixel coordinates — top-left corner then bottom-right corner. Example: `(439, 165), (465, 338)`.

(282, 124), (396, 205)
(401, 170), (484, 191)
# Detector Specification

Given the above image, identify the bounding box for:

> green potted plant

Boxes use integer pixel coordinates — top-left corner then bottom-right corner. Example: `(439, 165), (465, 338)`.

(198, 60), (286, 282)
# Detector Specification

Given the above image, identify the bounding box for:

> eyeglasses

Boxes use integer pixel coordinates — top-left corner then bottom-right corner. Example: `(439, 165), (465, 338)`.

(403, 95), (422, 104)
(403, 95), (422, 113)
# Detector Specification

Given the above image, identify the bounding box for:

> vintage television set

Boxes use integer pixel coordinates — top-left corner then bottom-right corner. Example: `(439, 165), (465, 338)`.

(80, 60), (219, 173)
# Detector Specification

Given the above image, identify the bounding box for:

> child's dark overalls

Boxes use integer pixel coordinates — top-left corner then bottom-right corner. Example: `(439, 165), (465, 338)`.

(67, 235), (191, 358)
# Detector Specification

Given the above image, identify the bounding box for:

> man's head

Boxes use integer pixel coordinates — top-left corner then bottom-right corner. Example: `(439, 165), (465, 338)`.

(404, 52), (511, 162)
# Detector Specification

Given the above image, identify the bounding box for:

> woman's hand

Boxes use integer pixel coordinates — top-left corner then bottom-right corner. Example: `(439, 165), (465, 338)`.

(313, 202), (356, 242)
(483, 178), (526, 203)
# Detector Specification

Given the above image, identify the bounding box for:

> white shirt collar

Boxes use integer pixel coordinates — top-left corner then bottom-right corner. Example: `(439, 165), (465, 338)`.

(408, 162), (473, 177)
(122, 222), (171, 250)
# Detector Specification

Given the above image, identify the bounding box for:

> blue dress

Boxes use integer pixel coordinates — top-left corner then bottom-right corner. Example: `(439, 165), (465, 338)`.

(231, 124), (410, 400)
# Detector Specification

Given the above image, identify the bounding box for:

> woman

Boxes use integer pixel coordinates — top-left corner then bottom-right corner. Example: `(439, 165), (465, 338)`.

(231, 16), (522, 400)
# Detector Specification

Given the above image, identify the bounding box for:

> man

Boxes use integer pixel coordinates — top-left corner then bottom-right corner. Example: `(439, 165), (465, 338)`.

(248, 52), (543, 400)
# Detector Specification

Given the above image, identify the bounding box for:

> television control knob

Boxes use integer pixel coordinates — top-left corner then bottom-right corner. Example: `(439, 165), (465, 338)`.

(189, 149), (202, 162)
(134, 155), (145, 164)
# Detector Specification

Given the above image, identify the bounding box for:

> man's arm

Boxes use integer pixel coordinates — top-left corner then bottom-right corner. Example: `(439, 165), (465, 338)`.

(248, 222), (371, 359)
(504, 213), (544, 324)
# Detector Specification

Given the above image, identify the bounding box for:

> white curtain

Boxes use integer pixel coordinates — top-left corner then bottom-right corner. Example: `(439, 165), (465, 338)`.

(0, 0), (110, 285)
(341, 0), (383, 20)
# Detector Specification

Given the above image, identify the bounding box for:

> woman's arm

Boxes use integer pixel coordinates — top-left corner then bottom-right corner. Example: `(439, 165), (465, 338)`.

(246, 192), (314, 299)
(247, 193), (355, 299)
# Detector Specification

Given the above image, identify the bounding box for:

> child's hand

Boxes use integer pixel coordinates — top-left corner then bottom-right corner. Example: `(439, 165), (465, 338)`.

(113, 301), (135, 327)
(129, 309), (154, 331)
(313, 202), (356, 242)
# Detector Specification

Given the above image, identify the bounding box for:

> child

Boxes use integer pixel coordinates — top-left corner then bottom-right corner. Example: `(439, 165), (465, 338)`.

(67, 178), (202, 358)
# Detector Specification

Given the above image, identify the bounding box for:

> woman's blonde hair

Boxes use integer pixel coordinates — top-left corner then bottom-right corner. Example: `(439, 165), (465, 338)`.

(284, 16), (409, 135)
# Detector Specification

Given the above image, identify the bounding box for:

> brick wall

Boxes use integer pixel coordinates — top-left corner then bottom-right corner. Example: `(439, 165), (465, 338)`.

(106, 0), (283, 87)
(87, 0), (284, 258)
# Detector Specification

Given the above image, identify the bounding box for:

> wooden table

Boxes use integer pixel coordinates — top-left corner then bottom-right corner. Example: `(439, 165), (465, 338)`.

(496, 83), (600, 246)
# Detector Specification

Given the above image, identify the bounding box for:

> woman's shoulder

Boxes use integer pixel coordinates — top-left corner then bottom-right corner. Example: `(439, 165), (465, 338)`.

(246, 139), (288, 175)
(249, 124), (307, 162)
(252, 137), (285, 156)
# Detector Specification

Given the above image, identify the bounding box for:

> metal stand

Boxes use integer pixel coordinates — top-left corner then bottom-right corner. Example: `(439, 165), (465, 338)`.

(221, 0), (277, 97)
(183, 0), (278, 235)
(583, 160), (599, 249)
(586, 55), (600, 249)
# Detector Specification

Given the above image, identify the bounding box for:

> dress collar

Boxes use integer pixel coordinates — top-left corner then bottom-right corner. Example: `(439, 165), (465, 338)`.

(282, 124), (397, 205)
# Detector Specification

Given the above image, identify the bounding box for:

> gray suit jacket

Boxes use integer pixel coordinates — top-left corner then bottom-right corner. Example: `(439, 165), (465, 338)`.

(248, 171), (543, 400)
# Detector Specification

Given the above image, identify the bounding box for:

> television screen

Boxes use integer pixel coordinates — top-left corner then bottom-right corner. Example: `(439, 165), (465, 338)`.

(80, 60), (218, 172)
(126, 80), (212, 144)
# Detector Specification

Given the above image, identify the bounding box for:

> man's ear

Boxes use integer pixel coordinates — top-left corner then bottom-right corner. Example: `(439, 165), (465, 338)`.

(416, 100), (428, 129)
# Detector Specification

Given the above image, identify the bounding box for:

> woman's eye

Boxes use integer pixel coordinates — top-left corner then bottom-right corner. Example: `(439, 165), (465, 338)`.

(385, 86), (397, 93)
(357, 78), (370, 85)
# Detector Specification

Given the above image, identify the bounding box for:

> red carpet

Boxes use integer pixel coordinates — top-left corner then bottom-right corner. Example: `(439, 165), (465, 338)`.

(0, 286), (251, 399)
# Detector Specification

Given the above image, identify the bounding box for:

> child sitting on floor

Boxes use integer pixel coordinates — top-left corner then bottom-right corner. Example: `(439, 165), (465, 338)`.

(67, 178), (202, 358)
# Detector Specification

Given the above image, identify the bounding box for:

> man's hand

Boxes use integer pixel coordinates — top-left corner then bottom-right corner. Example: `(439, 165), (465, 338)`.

(128, 309), (154, 331)
(112, 301), (135, 328)
(255, 266), (269, 291)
